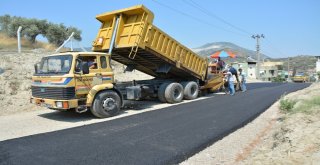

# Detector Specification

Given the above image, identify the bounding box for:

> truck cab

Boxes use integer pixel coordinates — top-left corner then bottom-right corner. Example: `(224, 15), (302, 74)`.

(31, 52), (122, 118)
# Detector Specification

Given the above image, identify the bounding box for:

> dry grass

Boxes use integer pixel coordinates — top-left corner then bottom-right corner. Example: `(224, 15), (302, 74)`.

(293, 96), (320, 114)
(0, 33), (56, 51)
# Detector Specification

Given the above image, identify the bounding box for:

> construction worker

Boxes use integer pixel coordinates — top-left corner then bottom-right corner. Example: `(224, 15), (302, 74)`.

(239, 68), (247, 92)
(228, 65), (240, 90)
(224, 68), (235, 96)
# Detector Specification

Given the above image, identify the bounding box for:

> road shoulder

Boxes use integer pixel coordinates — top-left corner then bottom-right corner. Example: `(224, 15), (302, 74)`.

(181, 83), (319, 165)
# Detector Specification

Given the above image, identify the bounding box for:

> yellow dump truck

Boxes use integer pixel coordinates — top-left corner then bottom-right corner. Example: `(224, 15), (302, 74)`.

(292, 72), (308, 83)
(31, 5), (224, 118)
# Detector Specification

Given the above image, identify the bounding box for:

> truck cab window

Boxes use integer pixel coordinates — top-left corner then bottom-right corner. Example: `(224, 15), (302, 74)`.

(77, 56), (98, 73)
(100, 56), (107, 68)
(88, 58), (97, 70)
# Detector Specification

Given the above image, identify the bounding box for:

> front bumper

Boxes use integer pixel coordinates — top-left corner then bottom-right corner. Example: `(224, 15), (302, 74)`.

(292, 78), (306, 82)
(30, 97), (79, 110)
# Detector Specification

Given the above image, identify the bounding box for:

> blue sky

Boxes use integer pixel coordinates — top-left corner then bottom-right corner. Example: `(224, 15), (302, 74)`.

(1, 0), (319, 58)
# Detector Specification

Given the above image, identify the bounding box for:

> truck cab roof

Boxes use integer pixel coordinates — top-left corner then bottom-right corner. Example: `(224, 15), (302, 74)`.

(47, 52), (109, 57)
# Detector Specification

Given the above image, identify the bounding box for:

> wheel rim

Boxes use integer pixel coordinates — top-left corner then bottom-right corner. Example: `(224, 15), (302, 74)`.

(190, 85), (196, 95)
(102, 97), (116, 111)
(173, 88), (182, 99)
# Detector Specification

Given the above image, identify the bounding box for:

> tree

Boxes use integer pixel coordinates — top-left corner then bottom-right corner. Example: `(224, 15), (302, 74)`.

(66, 26), (82, 41)
(0, 15), (12, 34)
(1, 14), (82, 46)
(7, 16), (28, 38)
(45, 23), (68, 46)
(45, 24), (82, 46)
(24, 19), (48, 44)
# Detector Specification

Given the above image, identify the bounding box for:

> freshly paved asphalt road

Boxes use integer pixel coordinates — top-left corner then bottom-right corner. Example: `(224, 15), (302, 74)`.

(0, 83), (310, 165)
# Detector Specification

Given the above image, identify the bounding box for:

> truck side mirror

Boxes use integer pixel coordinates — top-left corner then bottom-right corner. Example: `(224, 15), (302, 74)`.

(75, 59), (82, 73)
(34, 63), (40, 74)
(82, 62), (89, 74)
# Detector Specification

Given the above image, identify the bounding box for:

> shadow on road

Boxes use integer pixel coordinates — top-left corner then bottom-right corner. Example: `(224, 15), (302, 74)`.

(38, 110), (96, 122)
(37, 100), (161, 122)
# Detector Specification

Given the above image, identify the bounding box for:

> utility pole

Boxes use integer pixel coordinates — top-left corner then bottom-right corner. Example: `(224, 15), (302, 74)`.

(287, 57), (290, 80)
(17, 26), (22, 53)
(252, 34), (264, 80)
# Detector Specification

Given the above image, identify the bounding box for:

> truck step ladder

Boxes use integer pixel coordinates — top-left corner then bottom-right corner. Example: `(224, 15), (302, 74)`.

(128, 12), (147, 59)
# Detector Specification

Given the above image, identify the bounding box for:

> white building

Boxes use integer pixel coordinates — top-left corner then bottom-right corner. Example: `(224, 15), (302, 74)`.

(247, 58), (257, 79)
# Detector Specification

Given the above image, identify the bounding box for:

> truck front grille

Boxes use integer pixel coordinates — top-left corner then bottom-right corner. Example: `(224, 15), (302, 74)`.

(32, 86), (75, 100)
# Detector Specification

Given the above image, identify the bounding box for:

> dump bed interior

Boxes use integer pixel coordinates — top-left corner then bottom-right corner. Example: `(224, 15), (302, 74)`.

(92, 5), (208, 81)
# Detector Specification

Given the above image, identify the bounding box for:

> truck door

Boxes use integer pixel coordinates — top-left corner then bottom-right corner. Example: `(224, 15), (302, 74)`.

(99, 55), (113, 84)
(74, 55), (101, 96)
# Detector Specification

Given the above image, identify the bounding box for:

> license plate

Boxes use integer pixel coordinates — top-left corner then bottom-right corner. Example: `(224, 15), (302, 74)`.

(41, 103), (52, 108)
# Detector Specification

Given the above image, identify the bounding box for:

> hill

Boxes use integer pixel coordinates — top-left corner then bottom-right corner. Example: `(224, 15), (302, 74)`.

(271, 55), (318, 74)
(0, 32), (56, 51)
(193, 42), (270, 60)
(193, 42), (318, 74)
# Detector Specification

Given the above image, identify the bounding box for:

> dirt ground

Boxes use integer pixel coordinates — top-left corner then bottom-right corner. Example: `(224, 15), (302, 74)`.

(182, 83), (320, 164)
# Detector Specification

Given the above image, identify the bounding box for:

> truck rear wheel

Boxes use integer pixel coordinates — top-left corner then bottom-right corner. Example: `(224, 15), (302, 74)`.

(164, 83), (183, 103)
(182, 81), (199, 100)
(158, 83), (169, 103)
(91, 90), (121, 118)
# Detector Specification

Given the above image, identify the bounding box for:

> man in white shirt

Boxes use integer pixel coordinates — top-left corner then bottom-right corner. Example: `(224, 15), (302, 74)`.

(238, 68), (246, 92)
(225, 69), (235, 95)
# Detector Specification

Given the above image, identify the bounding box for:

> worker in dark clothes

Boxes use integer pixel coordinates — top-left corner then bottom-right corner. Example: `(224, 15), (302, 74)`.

(217, 57), (225, 70)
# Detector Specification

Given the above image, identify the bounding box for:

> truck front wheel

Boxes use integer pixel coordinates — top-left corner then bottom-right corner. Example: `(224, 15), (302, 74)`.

(91, 90), (121, 118)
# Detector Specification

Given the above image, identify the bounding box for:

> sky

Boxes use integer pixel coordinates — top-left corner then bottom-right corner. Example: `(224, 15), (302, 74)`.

(1, 0), (320, 58)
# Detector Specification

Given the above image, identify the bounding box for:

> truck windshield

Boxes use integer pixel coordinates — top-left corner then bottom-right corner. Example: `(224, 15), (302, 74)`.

(296, 73), (304, 76)
(37, 55), (73, 75)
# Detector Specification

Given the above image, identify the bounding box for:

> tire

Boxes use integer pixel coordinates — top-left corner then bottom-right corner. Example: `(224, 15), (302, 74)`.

(181, 81), (199, 100)
(91, 90), (121, 118)
(158, 83), (169, 103)
(164, 83), (184, 103)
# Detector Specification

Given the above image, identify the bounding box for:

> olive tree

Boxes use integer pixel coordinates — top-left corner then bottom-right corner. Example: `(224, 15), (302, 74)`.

(24, 19), (48, 44)
(1, 14), (82, 46)
(7, 16), (28, 38)
(66, 26), (82, 41)
(46, 24), (82, 46)
(0, 15), (12, 33)
(45, 23), (68, 46)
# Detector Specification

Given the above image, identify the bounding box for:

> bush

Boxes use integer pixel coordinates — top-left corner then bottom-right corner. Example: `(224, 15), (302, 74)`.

(279, 96), (296, 113)
(272, 75), (286, 82)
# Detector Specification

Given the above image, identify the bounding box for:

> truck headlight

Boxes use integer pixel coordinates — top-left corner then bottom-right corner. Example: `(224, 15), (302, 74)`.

(56, 101), (63, 108)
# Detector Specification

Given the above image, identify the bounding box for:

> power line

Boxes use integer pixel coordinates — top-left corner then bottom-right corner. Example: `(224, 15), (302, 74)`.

(263, 38), (287, 57)
(183, 0), (289, 58)
(152, 0), (288, 59)
(185, 0), (253, 36)
(151, 0), (248, 38)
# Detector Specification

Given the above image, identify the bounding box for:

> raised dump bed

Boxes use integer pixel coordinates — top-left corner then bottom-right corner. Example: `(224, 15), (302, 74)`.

(92, 5), (208, 81)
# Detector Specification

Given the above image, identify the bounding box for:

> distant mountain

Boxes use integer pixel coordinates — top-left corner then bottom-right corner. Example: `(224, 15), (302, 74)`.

(193, 42), (270, 60)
